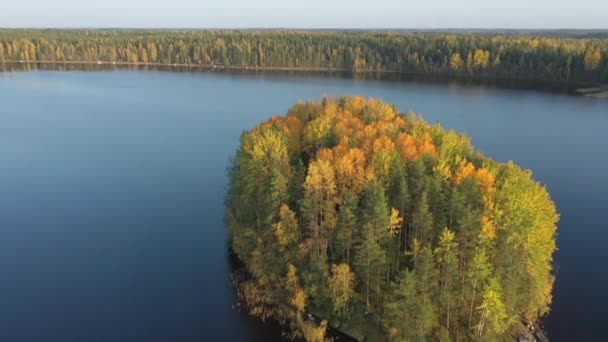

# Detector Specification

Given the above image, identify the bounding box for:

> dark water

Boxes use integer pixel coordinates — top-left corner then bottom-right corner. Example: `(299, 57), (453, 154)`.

(0, 70), (606, 341)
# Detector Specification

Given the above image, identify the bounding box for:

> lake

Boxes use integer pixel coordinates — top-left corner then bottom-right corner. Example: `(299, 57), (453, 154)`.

(0, 69), (606, 341)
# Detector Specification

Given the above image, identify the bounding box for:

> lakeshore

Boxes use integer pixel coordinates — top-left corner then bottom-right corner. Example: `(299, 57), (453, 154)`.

(2, 59), (605, 98)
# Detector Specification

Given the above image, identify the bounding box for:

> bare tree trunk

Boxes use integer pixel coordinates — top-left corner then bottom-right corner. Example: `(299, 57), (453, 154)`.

(468, 282), (477, 328)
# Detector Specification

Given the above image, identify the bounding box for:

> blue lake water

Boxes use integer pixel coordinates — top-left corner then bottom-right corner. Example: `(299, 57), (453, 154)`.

(0, 70), (607, 341)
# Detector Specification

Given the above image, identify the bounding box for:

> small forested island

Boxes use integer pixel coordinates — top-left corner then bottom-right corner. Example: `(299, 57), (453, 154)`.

(227, 97), (558, 341)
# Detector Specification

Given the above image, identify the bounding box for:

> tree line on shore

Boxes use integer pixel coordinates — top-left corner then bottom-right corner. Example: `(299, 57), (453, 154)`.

(0, 29), (606, 84)
(228, 97), (558, 341)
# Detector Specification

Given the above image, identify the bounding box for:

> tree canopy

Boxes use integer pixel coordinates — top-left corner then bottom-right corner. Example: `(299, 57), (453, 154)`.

(228, 97), (558, 341)
(0, 29), (606, 85)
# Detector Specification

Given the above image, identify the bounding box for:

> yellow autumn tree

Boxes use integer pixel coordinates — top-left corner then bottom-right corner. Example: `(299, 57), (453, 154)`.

(584, 49), (602, 71)
(449, 52), (464, 71)
(329, 263), (356, 316)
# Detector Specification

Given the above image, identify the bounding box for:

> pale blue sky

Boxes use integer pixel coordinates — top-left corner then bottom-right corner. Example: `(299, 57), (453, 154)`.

(1, 0), (606, 29)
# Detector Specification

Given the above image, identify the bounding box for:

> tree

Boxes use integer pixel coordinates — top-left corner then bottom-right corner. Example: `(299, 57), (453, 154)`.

(302, 159), (337, 258)
(329, 263), (356, 316)
(273, 204), (300, 263)
(354, 220), (387, 312)
(476, 278), (510, 337)
(473, 49), (490, 70)
(449, 52), (464, 71)
(287, 264), (308, 314)
(495, 162), (558, 321)
(334, 192), (358, 263)
(334, 147), (367, 197)
(467, 247), (492, 328)
(388, 159), (410, 270)
(584, 49), (602, 71)
(414, 247), (440, 338)
(435, 228), (459, 329)
(354, 180), (389, 310)
(412, 191), (434, 244)
(386, 269), (425, 341)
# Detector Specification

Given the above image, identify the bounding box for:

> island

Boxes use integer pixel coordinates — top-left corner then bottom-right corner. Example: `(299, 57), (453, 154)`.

(227, 97), (558, 341)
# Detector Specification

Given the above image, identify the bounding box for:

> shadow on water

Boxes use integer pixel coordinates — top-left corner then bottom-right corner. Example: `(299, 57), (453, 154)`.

(226, 239), (297, 341)
(227, 240), (356, 342)
(0, 61), (585, 96)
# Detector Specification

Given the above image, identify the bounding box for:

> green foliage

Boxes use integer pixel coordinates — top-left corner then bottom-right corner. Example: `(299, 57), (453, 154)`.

(0, 30), (607, 84)
(329, 263), (356, 317)
(227, 97), (558, 341)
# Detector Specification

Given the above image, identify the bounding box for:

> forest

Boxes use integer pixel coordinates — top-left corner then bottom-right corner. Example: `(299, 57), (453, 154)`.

(0, 29), (606, 85)
(227, 97), (558, 341)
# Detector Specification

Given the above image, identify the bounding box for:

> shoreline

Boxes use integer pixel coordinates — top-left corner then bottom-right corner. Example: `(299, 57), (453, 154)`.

(575, 86), (608, 99)
(2, 59), (604, 98)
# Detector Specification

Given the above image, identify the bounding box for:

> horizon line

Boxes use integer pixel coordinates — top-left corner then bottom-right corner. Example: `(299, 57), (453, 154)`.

(1, 27), (608, 31)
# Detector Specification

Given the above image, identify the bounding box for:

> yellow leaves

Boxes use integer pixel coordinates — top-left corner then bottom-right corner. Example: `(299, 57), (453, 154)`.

(363, 98), (398, 122)
(303, 113), (333, 152)
(304, 159), (337, 198)
(476, 167), (496, 209)
(584, 48), (602, 71)
(395, 132), (437, 163)
(454, 161), (476, 185)
(342, 96), (367, 117)
(287, 264), (308, 313)
(243, 126), (289, 166)
(292, 289), (308, 313)
(283, 114), (305, 153)
(274, 204), (299, 248)
(418, 132), (438, 158)
(321, 98), (340, 118)
(435, 228), (458, 263)
(396, 133), (419, 162)
(315, 148), (334, 163)
(434, 130), (472, 181)
(480, 215), (497, 242)
(287, 264), (299, 292)
(334, 147), (367, 196)
(477, 278), (509, 336)
(369, 135), (397, 181)
(528, 39), (540, 50)
(358, 123), (379, 152)
(299, 319), (327, 342)
(240, 126), (291, 202)
(388, 208), (403, 237)
(334, 112), (364, 142)
(329, 263), (356, 315)
(475, 167), (495, 190)
(449, 52), (464, 71)
(472, 49), (491, 69)
(494, 161), (558, 319)
(372, 135), (395, 154)
(303, 159), (338, 247)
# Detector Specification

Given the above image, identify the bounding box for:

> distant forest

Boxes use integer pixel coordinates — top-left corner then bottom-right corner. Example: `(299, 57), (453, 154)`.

(0, 30), (606, 84)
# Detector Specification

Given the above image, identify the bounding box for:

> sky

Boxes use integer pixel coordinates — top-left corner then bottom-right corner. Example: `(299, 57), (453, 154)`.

(0, 0), (606, 29)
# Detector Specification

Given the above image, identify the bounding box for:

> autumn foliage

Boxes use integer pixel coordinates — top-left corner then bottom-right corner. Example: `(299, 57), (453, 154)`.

(0, 30), (606, 84)
(228, 97), (558, 341)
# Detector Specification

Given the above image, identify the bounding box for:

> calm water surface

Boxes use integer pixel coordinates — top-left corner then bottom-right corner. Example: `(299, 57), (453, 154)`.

(0, 70), (606, 341)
